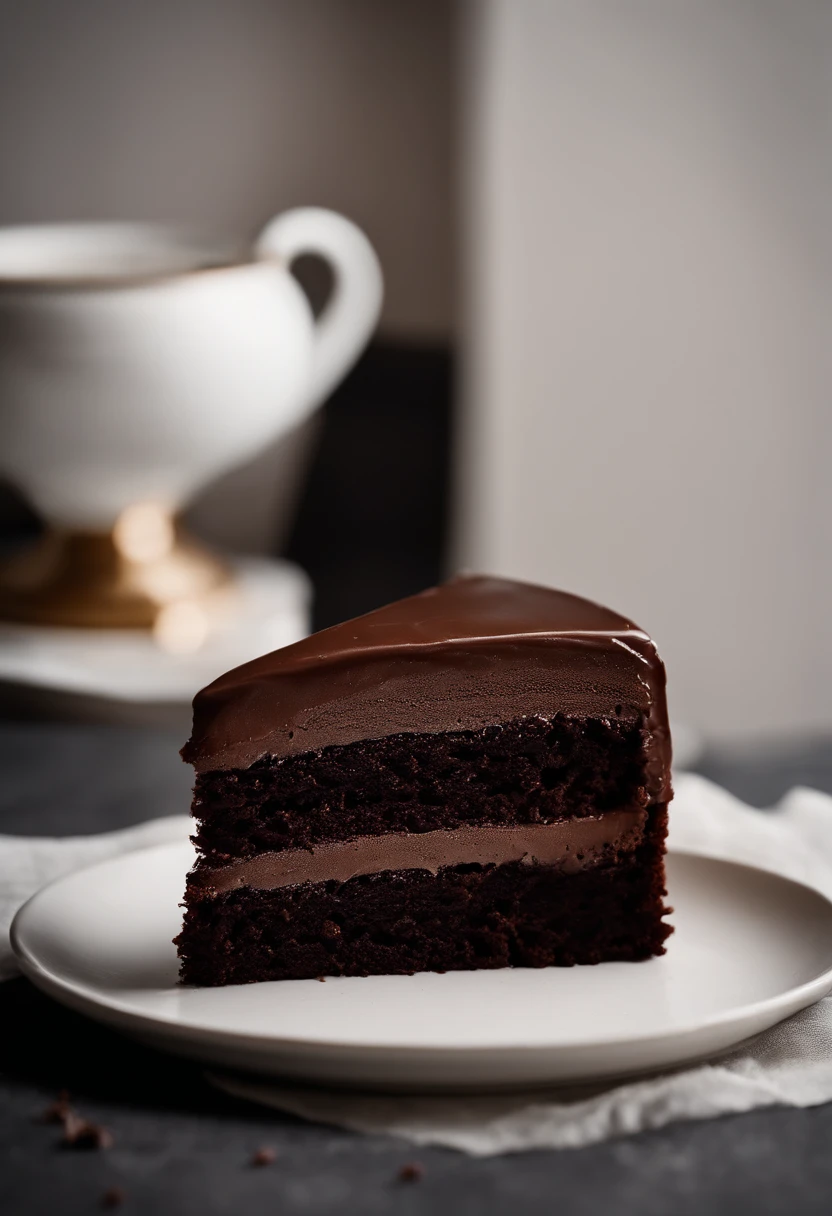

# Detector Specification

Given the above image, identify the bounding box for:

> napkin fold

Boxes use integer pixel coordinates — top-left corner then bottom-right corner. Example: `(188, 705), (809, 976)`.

(4, 774), (832, 1154)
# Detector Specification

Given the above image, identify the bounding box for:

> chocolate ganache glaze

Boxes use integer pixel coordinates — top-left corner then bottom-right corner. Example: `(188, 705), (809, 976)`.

(191, 810), (647, 894)
(183, 575), (671, 799)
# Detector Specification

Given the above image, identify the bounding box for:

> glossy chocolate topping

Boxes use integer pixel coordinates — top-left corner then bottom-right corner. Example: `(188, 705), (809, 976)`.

(190, 808), (647, 894)
(183, 575), (671, 798)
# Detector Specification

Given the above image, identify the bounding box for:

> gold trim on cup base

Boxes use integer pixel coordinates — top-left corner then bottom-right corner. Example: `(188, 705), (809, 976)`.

(0, 504), (235, 640)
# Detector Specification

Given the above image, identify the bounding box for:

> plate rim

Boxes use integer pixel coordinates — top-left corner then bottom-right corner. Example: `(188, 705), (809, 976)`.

(11, 841), (832, 1058)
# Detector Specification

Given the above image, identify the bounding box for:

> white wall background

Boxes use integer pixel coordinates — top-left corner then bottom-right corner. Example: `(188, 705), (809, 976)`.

(457, 0), (832, 743)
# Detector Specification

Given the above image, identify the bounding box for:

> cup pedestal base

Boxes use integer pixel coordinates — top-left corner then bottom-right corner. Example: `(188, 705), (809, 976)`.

(0, 519), (234, 633)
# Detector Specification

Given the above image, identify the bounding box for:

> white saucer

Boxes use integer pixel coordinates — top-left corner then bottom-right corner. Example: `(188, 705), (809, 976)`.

(12, 842), (832, 1092)
(0, 557), (310, 704)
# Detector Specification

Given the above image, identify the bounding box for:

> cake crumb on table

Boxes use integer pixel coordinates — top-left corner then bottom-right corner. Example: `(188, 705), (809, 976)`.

(101, 1187), (125, 1208)
(61, 1113), (114, 1150)
(38, 1090), (72, 1124)
(397, 1162), (424, 1183)
(36, 1091), (114, 1151)
(250, 1146), (276, 1167)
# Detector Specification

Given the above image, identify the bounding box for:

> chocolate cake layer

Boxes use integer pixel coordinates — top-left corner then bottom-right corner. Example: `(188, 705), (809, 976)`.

(183, 576), (670, 800)
(191, 715), (647, 864)
(190, 808), (647, 893)
(176, 806), (671, 986)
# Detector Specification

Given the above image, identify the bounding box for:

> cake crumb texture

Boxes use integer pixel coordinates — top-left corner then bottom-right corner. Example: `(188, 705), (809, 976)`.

(177, 806), (670, 986)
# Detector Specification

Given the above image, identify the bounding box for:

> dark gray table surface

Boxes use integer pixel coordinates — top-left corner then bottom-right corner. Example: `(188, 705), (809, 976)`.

(3, 723), (832, 1216)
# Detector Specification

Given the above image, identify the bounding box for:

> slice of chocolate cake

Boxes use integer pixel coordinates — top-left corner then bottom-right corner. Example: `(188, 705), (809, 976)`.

(176, 575), (672, 986)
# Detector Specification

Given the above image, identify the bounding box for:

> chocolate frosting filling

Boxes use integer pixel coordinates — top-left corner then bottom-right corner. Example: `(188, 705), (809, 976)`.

(183, 576), (671, 800)
(190, 809), (647, 895)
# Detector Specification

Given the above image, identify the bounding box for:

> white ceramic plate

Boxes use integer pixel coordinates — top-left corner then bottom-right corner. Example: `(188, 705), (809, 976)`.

(12, 843), (832, 1092)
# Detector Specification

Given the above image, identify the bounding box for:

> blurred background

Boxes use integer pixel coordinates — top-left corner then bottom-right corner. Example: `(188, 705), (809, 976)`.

(0, 0), (455, 628)
(0, 0), (829, 763)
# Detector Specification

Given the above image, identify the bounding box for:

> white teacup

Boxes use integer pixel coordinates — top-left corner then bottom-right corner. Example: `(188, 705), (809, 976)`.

(0, 210), (382, 628)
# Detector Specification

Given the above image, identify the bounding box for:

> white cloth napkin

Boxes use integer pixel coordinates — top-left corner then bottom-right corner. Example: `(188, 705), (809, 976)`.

(0, 815), (188, 981)
(4, 774), (832, 1154)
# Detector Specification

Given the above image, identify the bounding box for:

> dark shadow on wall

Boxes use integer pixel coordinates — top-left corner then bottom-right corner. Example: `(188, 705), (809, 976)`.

(284, 341), (453, 631)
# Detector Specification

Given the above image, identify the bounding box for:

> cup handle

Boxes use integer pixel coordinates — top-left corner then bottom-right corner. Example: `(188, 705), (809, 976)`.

(255, 208), (383, 409)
